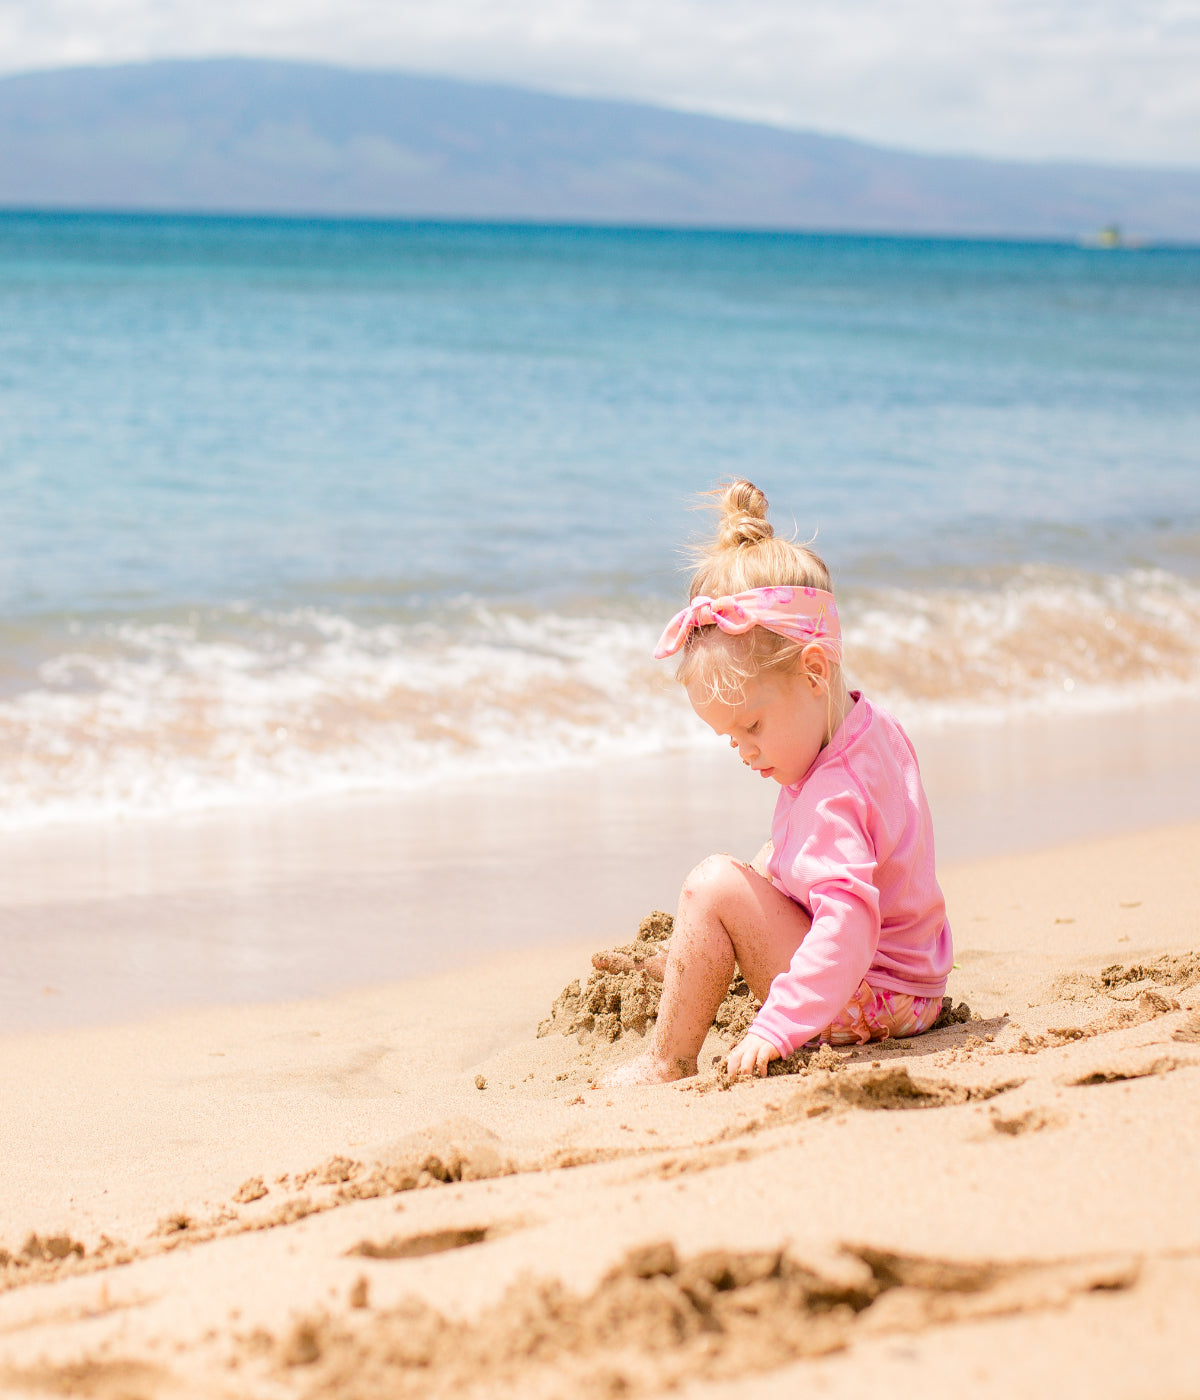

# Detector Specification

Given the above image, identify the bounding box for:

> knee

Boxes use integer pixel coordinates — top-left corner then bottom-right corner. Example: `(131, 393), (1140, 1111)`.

(681, 852), (748, 906)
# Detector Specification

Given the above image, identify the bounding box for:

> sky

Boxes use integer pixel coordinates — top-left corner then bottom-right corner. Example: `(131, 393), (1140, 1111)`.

(0, 0), (1198, 168)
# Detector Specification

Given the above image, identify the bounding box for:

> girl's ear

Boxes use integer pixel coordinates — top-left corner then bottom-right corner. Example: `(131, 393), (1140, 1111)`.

(802, 644), (832, 693)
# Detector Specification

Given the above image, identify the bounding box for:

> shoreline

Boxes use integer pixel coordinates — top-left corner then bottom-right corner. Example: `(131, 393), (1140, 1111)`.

(5, 694), (1200, 1035)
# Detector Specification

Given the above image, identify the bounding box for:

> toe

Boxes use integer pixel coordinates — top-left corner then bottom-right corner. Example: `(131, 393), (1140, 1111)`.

(592, 951), (634, 973)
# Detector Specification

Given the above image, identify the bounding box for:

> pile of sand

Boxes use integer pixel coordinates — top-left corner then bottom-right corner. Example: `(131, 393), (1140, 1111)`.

(538, 909), (973, 1066)
(265, 1238), (1137, 1400)
(536, 909), (803, 1052)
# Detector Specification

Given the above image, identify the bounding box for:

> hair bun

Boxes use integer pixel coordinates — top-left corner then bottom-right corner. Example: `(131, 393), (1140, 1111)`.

(716, 480), (773, 549)
(685, 476), (830, 617)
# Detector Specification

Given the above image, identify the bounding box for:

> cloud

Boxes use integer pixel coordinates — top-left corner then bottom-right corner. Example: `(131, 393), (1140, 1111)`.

(0, 0), (1197, 166)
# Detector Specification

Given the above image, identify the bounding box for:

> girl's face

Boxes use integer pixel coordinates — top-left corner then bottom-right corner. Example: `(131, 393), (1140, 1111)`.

(688, 665), (833, 788)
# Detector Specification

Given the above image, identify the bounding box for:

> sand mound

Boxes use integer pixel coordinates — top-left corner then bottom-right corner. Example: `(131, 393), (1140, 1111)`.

(807, 1065), (990, 1111)
(371, 1118), (515, 1190)
(1035, 988), (1181, 1047)
(1053, 951), (1200, 1004)
(1101, 952), (1200, 991)
(765, 1064), (1021, 1121)
(764, 1041), (844, 1077)
(540, 909), (974, 1058)
(268, 1240), (1136, 1400)
(930, 998), (974, 1029)
(712, 976), (760, 1044)
(538, 967), (661, 1044)
(538, 911), (760, 1048)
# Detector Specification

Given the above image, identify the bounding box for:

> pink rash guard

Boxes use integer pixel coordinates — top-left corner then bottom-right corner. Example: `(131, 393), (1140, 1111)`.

(752, 692), (953, 1058)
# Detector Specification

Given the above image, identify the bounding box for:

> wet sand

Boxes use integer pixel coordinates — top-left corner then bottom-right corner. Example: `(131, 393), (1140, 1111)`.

(1, 701), (1199, 1397)
(5, 694), (1200, 1033)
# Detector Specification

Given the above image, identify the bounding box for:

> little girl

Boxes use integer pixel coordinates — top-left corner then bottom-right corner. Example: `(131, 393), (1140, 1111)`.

(605, 480), (953, 1085)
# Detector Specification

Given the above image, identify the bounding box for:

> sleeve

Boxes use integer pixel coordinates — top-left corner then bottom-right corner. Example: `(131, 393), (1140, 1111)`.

(750, 787), (881, 1058)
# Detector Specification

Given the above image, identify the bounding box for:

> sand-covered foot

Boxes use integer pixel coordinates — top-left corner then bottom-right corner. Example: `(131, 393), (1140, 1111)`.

(590, 948), (669, 980)
(601, 1051), (696, 1086)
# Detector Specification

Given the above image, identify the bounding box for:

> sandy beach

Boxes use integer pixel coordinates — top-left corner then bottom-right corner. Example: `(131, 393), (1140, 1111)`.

(2, 705), (1199, 1400)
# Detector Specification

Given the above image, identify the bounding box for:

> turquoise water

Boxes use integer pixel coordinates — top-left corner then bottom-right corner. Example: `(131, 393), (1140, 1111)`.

(2, 212), (1198, 824)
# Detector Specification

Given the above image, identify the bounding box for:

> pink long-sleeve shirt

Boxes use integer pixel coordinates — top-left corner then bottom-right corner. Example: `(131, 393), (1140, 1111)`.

(752, 692), (953, 1057)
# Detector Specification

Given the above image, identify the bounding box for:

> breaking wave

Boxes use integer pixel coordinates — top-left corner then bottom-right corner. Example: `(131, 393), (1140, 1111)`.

(2, 565), (1199, 828)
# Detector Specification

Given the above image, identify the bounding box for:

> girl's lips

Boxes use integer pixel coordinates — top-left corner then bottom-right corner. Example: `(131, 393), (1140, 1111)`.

(757, 766), (774, 778)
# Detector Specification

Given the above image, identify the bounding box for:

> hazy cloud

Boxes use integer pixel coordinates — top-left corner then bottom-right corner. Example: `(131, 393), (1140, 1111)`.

(0, 0), (1197, 166)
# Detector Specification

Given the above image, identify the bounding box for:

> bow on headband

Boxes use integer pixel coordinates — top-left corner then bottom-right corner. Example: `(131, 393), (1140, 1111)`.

(654, 585), (841, 660)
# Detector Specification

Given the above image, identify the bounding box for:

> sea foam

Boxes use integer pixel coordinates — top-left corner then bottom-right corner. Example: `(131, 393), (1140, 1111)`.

(3, 566), (1199, 829)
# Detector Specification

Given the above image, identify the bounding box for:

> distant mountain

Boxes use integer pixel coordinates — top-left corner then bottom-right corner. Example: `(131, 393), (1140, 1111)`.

(1, 58), (1198, 240)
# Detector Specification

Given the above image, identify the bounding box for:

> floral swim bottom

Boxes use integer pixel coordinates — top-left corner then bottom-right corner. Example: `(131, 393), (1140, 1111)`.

(812, 979), (944, 1047)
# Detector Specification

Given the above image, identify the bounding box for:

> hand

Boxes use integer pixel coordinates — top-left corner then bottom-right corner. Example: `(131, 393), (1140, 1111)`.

(726, 1033), (779, 1080)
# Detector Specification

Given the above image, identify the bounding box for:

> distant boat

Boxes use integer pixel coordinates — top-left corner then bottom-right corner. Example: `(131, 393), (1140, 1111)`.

(1082, 223), (1146, 249)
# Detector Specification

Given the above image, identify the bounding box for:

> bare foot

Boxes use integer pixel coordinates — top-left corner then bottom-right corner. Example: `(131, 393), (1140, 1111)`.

(591, 949), (669, 980)
(601, 1051), (697, 1087)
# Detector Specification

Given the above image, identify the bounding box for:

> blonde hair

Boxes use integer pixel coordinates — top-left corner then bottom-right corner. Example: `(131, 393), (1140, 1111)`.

(675, 479), (836, 703)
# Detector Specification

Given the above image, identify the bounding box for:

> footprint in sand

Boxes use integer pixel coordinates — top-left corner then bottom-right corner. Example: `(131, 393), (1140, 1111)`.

(1069, 1056), (1179, 1086)
(988, 1105), (1065, 1136)
(348, 1226), (492, 1260)
(260, 1240), (1139, 1392)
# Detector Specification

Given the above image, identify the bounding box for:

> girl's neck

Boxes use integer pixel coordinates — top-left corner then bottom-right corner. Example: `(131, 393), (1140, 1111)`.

(822, 674), (854, 748)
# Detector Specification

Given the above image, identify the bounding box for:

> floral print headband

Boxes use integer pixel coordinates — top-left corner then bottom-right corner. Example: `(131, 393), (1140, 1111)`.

(654, 585), (841, 661)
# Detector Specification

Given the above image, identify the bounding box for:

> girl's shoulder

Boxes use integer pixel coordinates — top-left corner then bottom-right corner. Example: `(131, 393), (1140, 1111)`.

(788, 694), (920, 809)
(836, 692), (919, 761)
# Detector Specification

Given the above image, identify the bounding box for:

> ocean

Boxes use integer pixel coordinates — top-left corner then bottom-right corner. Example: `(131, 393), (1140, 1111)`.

(2, 211), (1198, 829)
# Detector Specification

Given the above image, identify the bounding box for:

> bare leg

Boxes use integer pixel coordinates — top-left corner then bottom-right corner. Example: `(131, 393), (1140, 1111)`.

(591, 840), (771, 980)
(603, 854), (812, 1086)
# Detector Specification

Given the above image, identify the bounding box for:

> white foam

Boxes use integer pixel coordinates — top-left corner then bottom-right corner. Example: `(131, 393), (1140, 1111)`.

(3, 568), (1199, 830)
(843, 565), (1200, 722)
(0, 602), (697, 829)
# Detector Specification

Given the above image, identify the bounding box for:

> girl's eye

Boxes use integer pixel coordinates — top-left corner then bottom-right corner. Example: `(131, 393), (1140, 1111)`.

(747, 722), (760, 735)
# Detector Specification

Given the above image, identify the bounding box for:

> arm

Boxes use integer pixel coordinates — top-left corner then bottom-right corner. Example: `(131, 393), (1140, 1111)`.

(749, 791), (880, 1058)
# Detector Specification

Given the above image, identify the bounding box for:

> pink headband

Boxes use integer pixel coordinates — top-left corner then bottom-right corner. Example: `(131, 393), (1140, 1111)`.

(654, 585), (841, 661)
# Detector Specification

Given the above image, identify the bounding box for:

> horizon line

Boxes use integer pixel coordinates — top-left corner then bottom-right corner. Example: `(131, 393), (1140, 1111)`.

(2, 204), (1196, 250)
